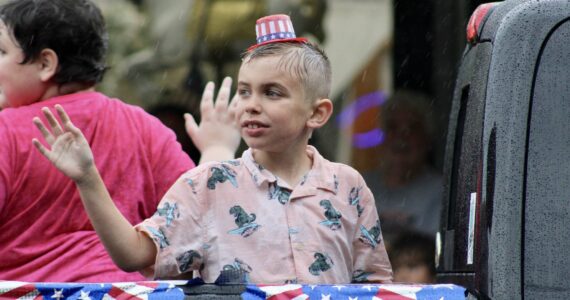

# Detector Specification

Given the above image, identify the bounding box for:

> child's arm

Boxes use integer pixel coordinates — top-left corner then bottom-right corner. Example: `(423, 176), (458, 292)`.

(185, 76), (241, 164)
(352, 183), (393, 283)
(32, 105), (156, 272)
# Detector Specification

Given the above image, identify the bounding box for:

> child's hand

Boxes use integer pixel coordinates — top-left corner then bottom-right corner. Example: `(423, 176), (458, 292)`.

(32, 105), (95, 183)
(185, 76), (241, 163)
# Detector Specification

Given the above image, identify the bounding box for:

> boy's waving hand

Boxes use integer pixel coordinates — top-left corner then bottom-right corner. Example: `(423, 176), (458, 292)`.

(185, 76), (241, 164)
(32, 105), (95, 183)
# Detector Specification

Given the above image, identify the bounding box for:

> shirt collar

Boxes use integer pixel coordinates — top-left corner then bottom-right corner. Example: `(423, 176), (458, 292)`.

(242, 148), (277, 187)
(242, 146), (338, 195)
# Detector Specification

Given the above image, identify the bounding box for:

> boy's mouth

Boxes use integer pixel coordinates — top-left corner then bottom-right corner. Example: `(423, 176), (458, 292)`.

(241, 120), (268, 128)
(241, 120), (269, 138)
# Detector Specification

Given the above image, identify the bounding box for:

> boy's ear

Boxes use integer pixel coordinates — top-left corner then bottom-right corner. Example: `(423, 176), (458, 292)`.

(307, 98), (333, 129)
(37, 49), (58, 82)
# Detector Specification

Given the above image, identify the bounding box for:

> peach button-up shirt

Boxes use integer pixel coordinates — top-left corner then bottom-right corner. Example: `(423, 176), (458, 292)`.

(137, 146), (392, 284)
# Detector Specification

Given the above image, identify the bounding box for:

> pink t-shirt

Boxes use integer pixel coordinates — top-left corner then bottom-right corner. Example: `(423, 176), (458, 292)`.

(137, 146), (393, 284)
(0, 92), (195, 282)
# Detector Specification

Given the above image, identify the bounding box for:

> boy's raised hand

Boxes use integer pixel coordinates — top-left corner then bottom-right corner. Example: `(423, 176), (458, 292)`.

(185, 76), (241, 164)
(32, 105), (94, 183)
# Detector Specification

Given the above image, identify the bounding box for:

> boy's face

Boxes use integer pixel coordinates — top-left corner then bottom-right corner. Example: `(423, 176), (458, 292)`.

(236, 55), (314, 152)
(0, 21), (45, 109)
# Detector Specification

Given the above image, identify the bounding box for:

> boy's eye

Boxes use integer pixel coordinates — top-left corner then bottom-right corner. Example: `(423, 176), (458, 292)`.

(238, 89), (251, 97)
(266, 89), (282, 98)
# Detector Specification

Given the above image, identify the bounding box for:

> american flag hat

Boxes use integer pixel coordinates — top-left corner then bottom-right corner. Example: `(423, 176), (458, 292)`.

(248, 14), (308, 51)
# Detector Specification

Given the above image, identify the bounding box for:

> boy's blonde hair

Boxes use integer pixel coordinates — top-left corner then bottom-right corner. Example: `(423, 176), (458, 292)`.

(242, 42), (331, 102)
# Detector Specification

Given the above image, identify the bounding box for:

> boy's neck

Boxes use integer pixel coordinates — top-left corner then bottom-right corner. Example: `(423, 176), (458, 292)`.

(251, 144), (312, 188)
(59, 82), (95, 95)
(41, 82), (95, 101)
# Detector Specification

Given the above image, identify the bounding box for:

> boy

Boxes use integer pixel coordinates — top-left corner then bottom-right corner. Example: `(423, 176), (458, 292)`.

(0, 0), (238, 282)
(34, 14), (392, 283)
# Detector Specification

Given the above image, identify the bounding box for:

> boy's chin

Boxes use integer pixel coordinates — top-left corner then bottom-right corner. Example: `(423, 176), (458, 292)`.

(242, 138), (263, 149)
(245, 143), (265, 151)
(245, 143), (272, 153)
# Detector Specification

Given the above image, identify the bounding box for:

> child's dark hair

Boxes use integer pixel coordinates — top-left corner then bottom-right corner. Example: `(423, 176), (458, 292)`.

(0, 0), (108, 85)
(242, 42), (331, 102)
(388, 230), (436, 277)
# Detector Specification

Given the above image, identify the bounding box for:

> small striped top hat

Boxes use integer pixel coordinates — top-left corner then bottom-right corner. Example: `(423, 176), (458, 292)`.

(248, 14), (308, 51)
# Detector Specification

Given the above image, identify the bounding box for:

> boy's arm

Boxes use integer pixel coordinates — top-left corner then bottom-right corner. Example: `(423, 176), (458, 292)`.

(352, 182), (393, 283)
(32, 105), (156, 272)
(185, 76), (241, 164)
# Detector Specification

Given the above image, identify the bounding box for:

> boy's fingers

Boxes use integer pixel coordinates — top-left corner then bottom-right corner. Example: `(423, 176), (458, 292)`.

(227, 93), (239, 121)
(214, 77), (232, 112)
(184, 113), (198, 140)
(55, 104), (72, 127)
(229, 93), (238, 109)
(42, 107), (64, 136)
(32, 138), (50, 158)
(67, 122), (84, 140)
(33, 117), (54, 143)
(54, 105), (83, 139)
(200, 82), (215, 115)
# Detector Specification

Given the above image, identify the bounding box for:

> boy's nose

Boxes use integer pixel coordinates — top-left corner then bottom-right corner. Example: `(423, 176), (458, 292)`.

(244, 96), (261, 114)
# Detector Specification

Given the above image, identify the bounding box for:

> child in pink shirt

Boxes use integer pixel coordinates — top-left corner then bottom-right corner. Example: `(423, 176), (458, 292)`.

(34, 14), (393, 284)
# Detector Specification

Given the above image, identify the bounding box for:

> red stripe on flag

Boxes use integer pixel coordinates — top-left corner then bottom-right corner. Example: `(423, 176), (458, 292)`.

(376, 288), (415, 300)
(137, 282), (160, 289)
(267, 288), (304, 300)
(0, 284), (37, 299)
(106, 286), (143, 300)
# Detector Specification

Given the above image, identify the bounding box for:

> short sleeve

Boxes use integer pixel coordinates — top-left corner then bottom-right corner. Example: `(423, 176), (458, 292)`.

(351, 177), (393, 283)
(136, 165), (209, 279)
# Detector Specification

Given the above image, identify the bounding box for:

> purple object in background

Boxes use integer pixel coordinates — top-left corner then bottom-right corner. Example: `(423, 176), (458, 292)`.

(336, 91), (386, 149)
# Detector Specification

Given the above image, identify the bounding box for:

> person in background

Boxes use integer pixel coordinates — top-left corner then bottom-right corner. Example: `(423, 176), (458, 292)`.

(0, 0), (239, 282)
(388, 230), (436, 284)
(33, 14), (392, 284)
(364, 90), (443, 248)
